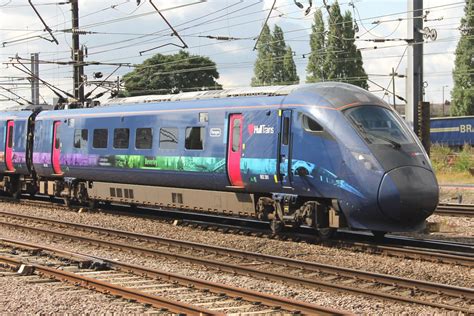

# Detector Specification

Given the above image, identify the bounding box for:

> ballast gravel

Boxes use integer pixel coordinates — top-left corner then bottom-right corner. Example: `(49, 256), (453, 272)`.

(0, 270), (166, 314)
(0, 201), (471, 314)
(0, 224), (442, 315)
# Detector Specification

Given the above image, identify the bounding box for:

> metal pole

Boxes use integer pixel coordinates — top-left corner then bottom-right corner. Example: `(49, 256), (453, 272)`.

(30, 53), (39, 105)
(406, 0), (423, 131)
(71, 0), (84, 106)
(442, 86), (445, 116)
(392, 68), (396, 108)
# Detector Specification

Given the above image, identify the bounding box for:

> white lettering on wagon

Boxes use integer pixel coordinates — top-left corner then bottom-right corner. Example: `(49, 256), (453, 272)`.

(460, 124), (472, 133)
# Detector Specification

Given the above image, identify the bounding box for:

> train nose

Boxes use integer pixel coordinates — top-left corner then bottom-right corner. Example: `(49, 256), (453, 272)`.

(378, 166), (438, 224)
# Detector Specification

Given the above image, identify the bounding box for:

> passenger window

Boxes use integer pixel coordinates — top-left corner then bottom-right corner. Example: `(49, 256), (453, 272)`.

(135, 128), (153, 149)
(7, 125), (13, 148)
(114, 128), (130, 149)
(74, 129), (88, 148)
(160, 127), (178, 149)
(232, 119), (241, 152)
(282, 117), (290, 145)
(185, 127), (205, 150)
(302, 115), (323, 133)
(93, 129), (108, 148)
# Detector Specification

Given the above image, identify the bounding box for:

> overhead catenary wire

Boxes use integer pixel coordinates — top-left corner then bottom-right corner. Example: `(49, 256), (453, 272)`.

(0, 0), (464, 106)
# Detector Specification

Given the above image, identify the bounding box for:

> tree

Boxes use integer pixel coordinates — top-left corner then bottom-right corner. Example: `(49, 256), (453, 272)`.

(342, 11), (368, 89)
(272, 25), (287, 84)
(323, 1), (345, 81)
(122, 50), (221, 96)
(450, 0), (474, 116)
(306, 8), (326, 83)
(283, 47), (299, 84)
(252, 24), (299, 86)
(251, 24), (273, 86)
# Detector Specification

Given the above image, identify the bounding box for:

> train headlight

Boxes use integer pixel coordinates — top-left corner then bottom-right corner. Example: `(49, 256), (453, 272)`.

(351, 151), (382, 172)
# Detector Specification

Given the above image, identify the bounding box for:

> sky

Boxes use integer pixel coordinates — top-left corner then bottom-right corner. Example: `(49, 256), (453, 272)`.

(0, 0), (466, 109)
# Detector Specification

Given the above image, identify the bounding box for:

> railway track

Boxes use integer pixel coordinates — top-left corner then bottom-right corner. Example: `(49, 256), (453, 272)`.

(1, 197), (474, 267)
(0, 238), (341, 315)
(0, 211), (472, 313)
(436, 203), (474, 217)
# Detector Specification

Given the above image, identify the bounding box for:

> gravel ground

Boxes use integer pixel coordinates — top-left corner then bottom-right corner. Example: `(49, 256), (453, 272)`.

(0, 224), (444, 315)
(395, 187), (474, 243)
(0, 201), (471, 314)
(0, 270), (166, 314)
(439, 186), (474, 204)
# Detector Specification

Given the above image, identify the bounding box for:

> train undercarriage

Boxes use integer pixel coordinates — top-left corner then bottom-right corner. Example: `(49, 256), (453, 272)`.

(0, 174), (348, 238)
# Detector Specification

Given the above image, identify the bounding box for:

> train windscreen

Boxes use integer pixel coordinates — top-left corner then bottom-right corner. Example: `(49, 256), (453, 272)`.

(344, 105), (415, 147)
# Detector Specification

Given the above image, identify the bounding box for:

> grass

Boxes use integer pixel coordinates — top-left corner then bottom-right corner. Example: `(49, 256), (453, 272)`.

(430, 144), (474, 184)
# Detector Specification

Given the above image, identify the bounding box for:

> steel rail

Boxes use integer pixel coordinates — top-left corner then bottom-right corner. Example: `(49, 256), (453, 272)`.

(0, 237), (346, 316)
(0, 217), (472, 313)
(1, 198), (473, 266)
(0, 210), (472, 267)
(0, 254), (220, 316)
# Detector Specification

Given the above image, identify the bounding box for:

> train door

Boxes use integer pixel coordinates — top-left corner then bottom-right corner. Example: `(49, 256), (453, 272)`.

(278, 110), (292, 188)
(52, 121), (62, 175)
(227, 114), (244, 187)
(5, 120), (14, 172)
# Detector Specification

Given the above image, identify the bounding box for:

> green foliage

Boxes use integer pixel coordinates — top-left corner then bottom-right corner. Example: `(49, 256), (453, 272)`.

(342, 11), (368, 89)
(451, 0), (474, 116)
(252, 24), (299, 86)
(323, 1), (345, 81)
(271, 25), (287, 84)
(307, 2), (368, 89)
(306, 9), (325, 83)
(431, 144), (474, 173)
(430, 145), (452, 172)
(251, 24), (273, 86)
(283, 47), (299, 84)
(455, 144), (474, 172)
(122, 50), (221, 96)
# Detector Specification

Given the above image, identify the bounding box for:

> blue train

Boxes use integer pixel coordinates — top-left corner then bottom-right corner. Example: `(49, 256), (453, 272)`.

(431, 116), (474, 147)
(0, 83), (439, 237)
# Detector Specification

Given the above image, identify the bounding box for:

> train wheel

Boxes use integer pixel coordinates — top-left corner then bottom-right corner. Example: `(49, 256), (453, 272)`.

(372, 231), (387, 239)
(317, 228), (336, 240)
(63, 197), (71, 208)
(88, 200), (98, 210)
(270, 219), (283, 235)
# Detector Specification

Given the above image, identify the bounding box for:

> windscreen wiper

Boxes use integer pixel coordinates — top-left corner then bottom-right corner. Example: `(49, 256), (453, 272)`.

(348, 117), (401, 149)
(367, 132), (401, 149)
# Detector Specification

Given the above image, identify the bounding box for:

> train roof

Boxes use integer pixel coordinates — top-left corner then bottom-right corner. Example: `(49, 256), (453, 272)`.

(0, 110), (32, 120)
(102, 82), (386, 109)
(36, 82), (388, 120)
(103, 85), (298, 105)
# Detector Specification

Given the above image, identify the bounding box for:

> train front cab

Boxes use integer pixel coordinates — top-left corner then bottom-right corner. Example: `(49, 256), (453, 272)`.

(340, 104), (439, 233)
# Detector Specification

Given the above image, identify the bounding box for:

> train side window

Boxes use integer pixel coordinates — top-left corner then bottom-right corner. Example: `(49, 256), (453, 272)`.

(136, 128), (153, 149)
(159, 127), (178, 149)
(114, 128), (130, 149)
(74, 129), (88, 148)
(302, 115), (323, 133)
(93, 129), (108, 148)
(232, 119), (241, 152)
(282, 117), (290, 145)
(7, 125), (13, 148)
(185, 127), (205, 150)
